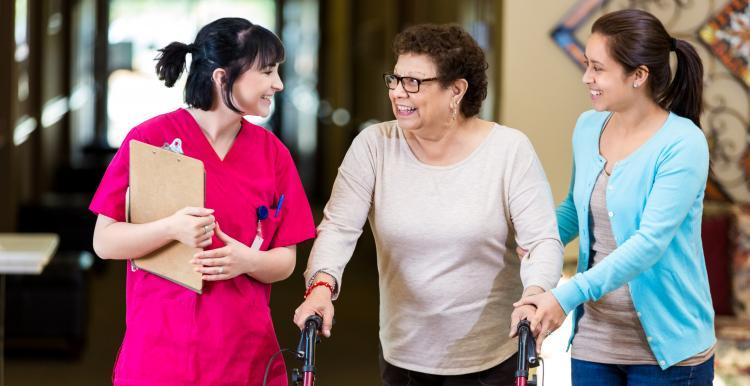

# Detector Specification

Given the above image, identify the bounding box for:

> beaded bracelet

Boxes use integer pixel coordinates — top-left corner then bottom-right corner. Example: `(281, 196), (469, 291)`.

(304, 281), (335, 299)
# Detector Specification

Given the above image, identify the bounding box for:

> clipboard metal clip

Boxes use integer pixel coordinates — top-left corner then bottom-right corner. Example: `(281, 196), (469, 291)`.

(162, 138), (184, 154)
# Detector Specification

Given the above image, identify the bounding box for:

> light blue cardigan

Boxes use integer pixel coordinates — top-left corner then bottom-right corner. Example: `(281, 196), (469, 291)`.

(551, 110), (715, 369)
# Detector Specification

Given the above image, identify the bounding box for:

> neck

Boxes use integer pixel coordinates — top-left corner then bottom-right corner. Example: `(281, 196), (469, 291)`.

(611, 98), (666, 135)
(408, 115), (473, 144)
(188, 107), (242, 142)
(404, 116), (491, 165)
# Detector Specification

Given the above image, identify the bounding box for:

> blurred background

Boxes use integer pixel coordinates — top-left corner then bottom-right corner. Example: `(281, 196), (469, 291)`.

(1, 0), (749, 385)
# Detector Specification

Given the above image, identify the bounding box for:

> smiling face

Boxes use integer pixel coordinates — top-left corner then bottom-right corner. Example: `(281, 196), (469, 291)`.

(229, 62), (284, 117)
(582, 33), (640, 113)
(389, 53), (455, 133)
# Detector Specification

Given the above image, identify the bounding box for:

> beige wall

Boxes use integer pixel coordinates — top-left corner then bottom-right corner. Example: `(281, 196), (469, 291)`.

(500, 1), (591, 258)
(500, 0), (590, 203)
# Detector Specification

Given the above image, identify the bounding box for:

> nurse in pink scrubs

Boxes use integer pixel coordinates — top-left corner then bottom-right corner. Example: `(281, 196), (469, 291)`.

(90, 18), (315, 386)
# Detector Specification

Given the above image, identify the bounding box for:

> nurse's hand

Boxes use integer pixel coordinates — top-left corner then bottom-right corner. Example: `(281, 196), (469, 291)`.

(294, 273), (335, 338)
(169, 206), (215, 248)
(192, 222), (254, 281)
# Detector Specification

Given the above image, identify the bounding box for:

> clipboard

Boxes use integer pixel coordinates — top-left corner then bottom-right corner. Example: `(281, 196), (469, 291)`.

(128, 140), (205, 293)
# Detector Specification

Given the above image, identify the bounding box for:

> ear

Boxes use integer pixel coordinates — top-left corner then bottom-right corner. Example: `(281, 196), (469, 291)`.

(211, 68), (227, 88)
(451, 78), (469, 104)
(632, 65), (650, 88)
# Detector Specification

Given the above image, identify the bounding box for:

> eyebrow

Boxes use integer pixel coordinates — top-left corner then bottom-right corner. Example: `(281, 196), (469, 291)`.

(393, 69), (429, 77)
(583, 56), (603, 65)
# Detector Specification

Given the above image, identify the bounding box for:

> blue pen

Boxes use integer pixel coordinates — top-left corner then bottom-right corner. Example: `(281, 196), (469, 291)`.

(274, 194), (285, 217)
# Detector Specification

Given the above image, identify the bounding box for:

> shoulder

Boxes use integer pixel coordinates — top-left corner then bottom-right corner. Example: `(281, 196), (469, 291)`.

(490, 123), (531, 146)
(664, 113), (706, 144)
(241, 120), (294, 161)
(659, 113), (708, 158)
(357, 120), (399, 141)
(349, 120), (400, 150)
(128, 109), (185, 139)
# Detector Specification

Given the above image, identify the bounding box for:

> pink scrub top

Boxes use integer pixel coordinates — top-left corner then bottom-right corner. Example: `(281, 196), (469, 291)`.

(90, 109), (316, 386)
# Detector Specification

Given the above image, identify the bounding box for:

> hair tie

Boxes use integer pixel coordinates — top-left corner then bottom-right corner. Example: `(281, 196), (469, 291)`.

(669, 37), (677, 52)
(186, 43), (196, 54)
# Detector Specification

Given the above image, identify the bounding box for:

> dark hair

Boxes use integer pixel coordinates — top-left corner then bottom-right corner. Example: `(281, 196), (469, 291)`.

(155, 17), (284, 114)
(592, 9), (703, 128)
(393, 24), (488, 118)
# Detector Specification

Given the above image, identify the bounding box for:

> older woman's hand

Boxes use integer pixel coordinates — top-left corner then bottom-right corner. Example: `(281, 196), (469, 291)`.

(294, 273), (336, 337)
(509, 285), (544, 339)
(513, 291), (566, 351)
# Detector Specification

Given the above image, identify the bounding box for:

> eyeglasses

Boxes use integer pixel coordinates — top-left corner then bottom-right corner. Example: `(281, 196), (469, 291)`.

(383, 73), (439, 93)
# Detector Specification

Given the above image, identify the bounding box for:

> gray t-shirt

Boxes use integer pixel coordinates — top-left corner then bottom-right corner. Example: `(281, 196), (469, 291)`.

(304, 121), (563, 375)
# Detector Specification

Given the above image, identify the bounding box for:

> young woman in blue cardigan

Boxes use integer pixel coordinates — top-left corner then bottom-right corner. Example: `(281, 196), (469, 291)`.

(515, 9), (715, 385)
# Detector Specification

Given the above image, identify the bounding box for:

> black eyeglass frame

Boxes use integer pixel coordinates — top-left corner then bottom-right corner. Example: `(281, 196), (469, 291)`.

(382, 73), (440, 93)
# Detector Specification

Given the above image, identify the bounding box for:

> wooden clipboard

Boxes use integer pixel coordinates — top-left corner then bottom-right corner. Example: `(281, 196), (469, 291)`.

(128, 140), (204, 293)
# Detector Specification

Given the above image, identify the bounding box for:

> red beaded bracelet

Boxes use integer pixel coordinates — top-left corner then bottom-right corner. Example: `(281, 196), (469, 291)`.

(304, 281), (335, 299)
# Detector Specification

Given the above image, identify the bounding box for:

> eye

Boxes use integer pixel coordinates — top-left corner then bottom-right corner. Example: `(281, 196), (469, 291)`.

(404, 77), (420, 87)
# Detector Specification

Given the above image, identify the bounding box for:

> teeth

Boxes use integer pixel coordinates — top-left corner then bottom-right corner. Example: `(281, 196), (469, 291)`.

(261, 95), (273, 100)
(397, 105), (416, 112)
(590, 90), (601, 96)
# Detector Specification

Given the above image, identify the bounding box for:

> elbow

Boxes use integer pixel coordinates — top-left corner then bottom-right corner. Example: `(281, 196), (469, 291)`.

(92, 236), (113, 260)
(277, 255), (296, 282)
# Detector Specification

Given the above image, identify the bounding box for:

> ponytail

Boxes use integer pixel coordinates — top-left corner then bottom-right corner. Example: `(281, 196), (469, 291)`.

(661, 39), (704, 128)
(155, 42), (193, 87)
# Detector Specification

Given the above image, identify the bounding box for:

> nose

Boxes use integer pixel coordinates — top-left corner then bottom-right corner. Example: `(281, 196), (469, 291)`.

(273, 74), (284, 92)
(582, 67), (593, 85)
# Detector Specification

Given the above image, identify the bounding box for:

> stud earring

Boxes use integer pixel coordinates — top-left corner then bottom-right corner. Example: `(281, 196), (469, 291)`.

(633, 83), (638, 88)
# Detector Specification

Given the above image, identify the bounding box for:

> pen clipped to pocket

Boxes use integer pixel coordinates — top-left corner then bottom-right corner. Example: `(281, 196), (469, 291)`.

(250, 204), (281, 251)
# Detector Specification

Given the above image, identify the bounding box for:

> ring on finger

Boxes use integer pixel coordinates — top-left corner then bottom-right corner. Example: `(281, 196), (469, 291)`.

(218, 266), (223, 275)
(203, 225), (209, 235)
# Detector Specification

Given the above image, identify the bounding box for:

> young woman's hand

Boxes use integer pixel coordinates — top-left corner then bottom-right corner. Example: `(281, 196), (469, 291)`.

(168, 207), (215, 248)
(191, 222), (256, 281)
(513, 291), (566, 351)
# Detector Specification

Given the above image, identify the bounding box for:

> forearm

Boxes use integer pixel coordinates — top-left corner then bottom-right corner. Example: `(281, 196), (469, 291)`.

(246, 246), (296, 284)
(523, 285), (545, 297)
(93, 216), (174, 260)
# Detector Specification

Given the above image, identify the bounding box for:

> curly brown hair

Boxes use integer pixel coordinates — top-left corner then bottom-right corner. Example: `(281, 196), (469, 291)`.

(393, 23), (488, 117)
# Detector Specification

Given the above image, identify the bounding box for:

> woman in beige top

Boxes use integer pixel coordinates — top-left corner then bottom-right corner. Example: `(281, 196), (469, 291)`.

(293, 23), (563, 385)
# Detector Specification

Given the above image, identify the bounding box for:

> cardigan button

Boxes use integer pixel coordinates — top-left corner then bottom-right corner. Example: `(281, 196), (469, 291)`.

(608, 211), (614, 217)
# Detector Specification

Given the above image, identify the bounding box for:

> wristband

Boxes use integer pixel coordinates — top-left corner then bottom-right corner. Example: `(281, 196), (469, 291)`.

(304, 281), (335, 299)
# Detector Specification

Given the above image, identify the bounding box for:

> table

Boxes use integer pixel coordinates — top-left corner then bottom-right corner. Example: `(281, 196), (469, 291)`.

(0, 233), (59, 386)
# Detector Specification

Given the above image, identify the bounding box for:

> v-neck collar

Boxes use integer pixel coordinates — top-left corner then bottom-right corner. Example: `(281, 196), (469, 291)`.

(595, 111), (673, 169)
(181, 108), (244, 163)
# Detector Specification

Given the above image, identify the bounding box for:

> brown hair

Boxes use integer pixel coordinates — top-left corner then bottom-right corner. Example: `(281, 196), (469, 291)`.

(393, 23), (488, 117)
(592, 9), (703, 128)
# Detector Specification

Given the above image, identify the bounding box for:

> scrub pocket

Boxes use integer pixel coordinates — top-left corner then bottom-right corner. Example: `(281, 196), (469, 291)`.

(259, 215), (281, 250)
